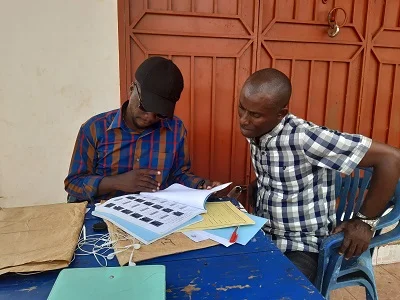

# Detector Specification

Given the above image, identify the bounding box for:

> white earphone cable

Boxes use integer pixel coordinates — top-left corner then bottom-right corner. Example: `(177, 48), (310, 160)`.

(75, 227), (140, 267)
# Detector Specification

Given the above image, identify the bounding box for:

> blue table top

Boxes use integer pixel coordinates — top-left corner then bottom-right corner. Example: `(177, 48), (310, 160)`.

(0, 209), (324, 300)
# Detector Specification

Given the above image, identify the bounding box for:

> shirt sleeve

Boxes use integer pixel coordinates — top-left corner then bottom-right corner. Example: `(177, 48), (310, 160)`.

(64, 125), (104, 201)
(167, 126), (204, 188)
(302, 125), (372, 175)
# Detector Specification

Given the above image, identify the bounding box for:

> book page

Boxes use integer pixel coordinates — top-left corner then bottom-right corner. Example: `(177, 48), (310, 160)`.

(95, 194), (204, 235)
(93, 211), (203, 245)
(140, 182), (232, 210)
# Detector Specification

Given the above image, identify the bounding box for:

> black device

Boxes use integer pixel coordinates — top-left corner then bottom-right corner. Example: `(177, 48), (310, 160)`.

(92, 221), (107, 232)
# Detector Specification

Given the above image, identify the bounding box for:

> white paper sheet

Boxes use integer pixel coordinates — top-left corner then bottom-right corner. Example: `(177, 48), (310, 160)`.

(200, 231), (233, 247)
(140, 182), (232, 210)
(183, 231), (209, 242)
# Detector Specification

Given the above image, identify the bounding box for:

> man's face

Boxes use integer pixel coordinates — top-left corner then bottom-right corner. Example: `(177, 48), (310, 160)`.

(126, 82), (164, 130)
(238, 86), (286, 139)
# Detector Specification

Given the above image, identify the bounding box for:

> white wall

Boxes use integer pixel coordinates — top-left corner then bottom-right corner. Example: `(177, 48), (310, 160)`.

(0, 0), (120, 207)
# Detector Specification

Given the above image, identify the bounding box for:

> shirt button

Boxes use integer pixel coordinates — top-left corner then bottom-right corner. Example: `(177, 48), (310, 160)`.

(136, 158), (140, 162)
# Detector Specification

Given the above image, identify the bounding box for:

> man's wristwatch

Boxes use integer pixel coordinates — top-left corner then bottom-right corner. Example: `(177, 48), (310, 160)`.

(355, 212), (379, 231)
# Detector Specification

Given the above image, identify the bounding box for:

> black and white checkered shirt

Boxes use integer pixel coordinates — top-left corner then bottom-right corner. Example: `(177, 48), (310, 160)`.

(249, 114), (371, 253)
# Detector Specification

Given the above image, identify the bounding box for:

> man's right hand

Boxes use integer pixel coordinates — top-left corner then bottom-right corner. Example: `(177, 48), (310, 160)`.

(116, 169), (161, 193)
(98, 169), (161, 196)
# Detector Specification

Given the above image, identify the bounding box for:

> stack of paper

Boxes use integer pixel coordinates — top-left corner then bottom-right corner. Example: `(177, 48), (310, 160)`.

(92, 182), (232, 244)
(182, 201), (255, 231)
(183, 212), (268, 247)
(93, 182), (267, 248)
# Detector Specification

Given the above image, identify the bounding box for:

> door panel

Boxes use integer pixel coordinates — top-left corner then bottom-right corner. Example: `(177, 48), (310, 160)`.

(360, 0), (400, 147)
(251, 0), (369, 183)
(119, 0), (259, 185)
(258, 0), (368, 133)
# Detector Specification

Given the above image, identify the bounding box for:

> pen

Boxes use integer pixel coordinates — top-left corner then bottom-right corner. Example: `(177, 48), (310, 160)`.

(229, 226), (239, 243)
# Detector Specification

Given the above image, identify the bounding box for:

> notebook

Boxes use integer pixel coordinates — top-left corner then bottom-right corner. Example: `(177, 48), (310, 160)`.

(93, 182), (232, 236)
(47, 266), (166, 300)
(92, 210), (203, 244)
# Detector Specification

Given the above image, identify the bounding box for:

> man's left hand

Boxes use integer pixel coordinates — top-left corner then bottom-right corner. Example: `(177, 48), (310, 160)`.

(332, 219), (374, 259)
(199, 180), (221, 190)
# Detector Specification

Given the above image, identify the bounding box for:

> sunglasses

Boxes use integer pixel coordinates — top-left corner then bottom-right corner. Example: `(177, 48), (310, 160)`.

(134, 83), (168, 119)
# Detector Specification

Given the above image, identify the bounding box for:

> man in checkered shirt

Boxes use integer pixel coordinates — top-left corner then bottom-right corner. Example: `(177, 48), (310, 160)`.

(239, 68), (400, 283)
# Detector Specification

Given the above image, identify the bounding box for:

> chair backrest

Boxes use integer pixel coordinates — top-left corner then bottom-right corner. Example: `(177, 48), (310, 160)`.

(316, 167), (400, 291)
(335, 168), (373, 224)
(334, 167), (400, 244)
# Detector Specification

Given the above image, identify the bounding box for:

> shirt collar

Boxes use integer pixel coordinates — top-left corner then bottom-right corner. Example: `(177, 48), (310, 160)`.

(159, 118), (174, 131)
(107, 102), (173, 132)
(107, 104), (124, 130)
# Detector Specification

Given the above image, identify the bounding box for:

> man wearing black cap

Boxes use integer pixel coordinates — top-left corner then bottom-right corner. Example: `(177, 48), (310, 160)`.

(65, 56), (220, 202)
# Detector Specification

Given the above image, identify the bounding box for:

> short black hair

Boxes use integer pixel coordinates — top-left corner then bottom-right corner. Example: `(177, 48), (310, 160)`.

(244, 68), (292, 109)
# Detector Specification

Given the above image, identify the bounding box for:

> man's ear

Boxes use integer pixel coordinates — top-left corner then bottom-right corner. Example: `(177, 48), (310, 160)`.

(277, 106), (288, 120)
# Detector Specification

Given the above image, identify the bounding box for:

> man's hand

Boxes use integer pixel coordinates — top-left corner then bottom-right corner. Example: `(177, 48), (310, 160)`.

(332, 219), (374, 259)
(116, 169), (161, 193)
(199, 180), (221, 190)
(98, 169), (161, 195)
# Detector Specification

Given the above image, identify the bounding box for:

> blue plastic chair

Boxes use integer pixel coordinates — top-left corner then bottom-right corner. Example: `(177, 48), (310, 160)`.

(315, 168), (400, 299)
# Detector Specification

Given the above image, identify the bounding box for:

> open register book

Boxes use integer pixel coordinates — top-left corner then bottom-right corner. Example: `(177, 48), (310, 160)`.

(93, 182), (231, 244)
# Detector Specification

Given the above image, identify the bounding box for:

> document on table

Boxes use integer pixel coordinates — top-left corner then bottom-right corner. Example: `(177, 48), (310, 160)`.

(183, 231), (209, 242)
(95, 182), (232, 235)
(205, 213), (268, 246)
(181, 201), (255, 231)
(95, 194), (205, 235)
(93, 210), (203, 245)
(141, 182), (232, 210)
(201, 231), (234, 247)
(183, 230), (233, 247)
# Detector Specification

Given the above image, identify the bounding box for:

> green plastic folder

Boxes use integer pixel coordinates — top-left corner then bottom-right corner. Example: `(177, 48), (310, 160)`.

(47, 265), (166, 300)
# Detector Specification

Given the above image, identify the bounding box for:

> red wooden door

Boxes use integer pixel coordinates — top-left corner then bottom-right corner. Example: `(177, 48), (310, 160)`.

(118, 0), (259, 186)
(118, 0), (400, 194)
(257, 0), (400, 148)
(253, 0), (369, 182)
(258, 0), (368, 132)
(359, 0), (400, 147)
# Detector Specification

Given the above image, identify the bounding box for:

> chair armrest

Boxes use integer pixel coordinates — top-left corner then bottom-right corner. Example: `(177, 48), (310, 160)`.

(315, 232), (345, 290)
(319, 232), (345, 252)
(370, 221), (400, 248)
(321, 217), (400, 254)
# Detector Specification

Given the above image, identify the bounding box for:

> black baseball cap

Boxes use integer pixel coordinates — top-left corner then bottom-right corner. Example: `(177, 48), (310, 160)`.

(135, 56), (184, 118)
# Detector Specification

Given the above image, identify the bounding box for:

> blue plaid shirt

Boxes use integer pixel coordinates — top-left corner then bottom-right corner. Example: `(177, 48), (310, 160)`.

(249, 114), (371, 253)
(65, 103), (204, 202)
